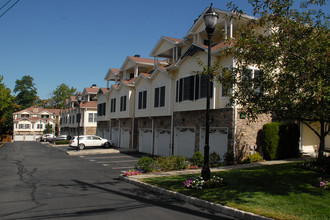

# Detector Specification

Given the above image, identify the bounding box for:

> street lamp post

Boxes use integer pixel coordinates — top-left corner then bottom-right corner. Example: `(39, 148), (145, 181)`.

(77, 94), (82, 150)
(202, 3), (219, 181)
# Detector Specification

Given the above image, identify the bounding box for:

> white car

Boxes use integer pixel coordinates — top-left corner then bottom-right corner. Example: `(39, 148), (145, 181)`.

(69, 135), (114, 150)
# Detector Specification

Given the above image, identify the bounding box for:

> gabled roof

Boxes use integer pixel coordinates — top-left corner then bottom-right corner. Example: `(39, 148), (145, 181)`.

(185, 7), (256, 39)
(84, 87), (99, 94)
(150, 36), (184, 57)
(80, 101), (98, 108)
(104, 68), (120, 81)
(120, 56), (167, 71)
(14, 106), (61, 115)
(135, 72), (152, 85)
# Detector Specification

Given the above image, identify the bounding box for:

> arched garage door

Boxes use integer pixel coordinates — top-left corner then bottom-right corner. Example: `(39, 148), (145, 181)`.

(174, 127), (195, 158)
(200, 127), (228, 159)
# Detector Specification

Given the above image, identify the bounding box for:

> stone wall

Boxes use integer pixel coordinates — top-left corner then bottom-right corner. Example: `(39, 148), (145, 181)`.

(235, 111), (273, 159)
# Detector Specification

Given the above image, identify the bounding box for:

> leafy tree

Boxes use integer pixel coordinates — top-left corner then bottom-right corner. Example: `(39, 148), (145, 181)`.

(50, 83), (76, 109)
(13, 75), (38, 109)
(220, 0), (329, 158)
(0, 75), (16, 134)
(43, 123), (53, 134)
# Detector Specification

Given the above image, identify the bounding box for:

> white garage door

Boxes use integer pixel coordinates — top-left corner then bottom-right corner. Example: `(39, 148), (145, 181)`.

(25, 134), (35, 141)
(120, 128), (130, 149)
(112, 128), (119, 147)
(174, 127), (195, 158)
(15, 134), (24, 141)
(104, 129), (110, 141)
(155, 129), (171, 156)
(139, 129), (152, 154)
(200, 127), (228, 159)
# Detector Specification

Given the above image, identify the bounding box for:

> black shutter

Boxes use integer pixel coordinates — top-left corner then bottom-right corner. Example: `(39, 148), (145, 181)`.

(155, 87), (159, 107)
(160, 86), (165, 107)
(143, 91), (147, 109)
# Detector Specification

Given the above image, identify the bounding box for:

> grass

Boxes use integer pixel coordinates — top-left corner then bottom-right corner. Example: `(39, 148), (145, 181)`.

(141, 163), (330, 220)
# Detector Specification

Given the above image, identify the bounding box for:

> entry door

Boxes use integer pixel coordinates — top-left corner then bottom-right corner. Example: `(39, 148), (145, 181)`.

(155, 129), (171, 156)
(139, 129), (152, 154)
(112, 128), (119, 147)
(120, 128), (130, 148)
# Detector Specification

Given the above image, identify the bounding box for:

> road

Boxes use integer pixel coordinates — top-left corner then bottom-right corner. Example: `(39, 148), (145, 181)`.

(0, 142), (235, 220)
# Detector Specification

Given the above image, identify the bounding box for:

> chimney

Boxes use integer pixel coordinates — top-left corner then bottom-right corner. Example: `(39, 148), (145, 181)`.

(134, 54), (140, 58)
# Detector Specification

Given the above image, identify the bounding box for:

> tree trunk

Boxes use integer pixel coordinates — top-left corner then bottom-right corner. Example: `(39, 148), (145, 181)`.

(318, 119), (325, 158)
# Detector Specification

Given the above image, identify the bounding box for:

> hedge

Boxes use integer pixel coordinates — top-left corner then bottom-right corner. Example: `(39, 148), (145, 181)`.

(262, 122), (300, 160)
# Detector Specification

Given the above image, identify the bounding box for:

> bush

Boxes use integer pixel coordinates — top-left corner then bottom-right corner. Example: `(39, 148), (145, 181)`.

(191, 151), (204, 166)
(210, 152), (221, 167)
(223, 151), (235, 165)
(262, 122), (281, 160)
(248, 152), (263, 162)
(135, 156), (155, 173)
(262, 122), (300, 160)
(55, 140), (70, 145)
(155, 156), (187, 171)
(174, 155), (187, 170)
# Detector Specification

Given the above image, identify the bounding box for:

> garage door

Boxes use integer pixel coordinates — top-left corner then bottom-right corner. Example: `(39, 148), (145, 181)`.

(14, 134), (24, 141)
(174, 127), (195, 158)
(25, 134), (35, 141)
(200, 127), (228, 159)
(120, 128), (130, 149)
(104, 129), (110, 141)
(112, 128), (119, 147)
(155, 129), (171, 156)
(139, 129), (152, 154)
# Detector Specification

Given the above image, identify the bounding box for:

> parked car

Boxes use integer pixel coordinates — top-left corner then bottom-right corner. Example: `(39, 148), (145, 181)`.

(69, 135), (114, 150)
(41, 134), (54, 142)
(54, 135), (68, 141)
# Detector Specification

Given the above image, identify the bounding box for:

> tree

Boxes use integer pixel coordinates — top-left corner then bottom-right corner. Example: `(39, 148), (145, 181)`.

(0, 75), (16, 134)
(43, 123), (53, 134)
(50, 83), (76, 109)
(220, 0), (329, 158)
(13, 75), (38, 109)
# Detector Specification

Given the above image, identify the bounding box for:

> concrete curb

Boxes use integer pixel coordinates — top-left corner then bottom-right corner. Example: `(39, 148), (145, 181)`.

(66, 148), (120, 156)
(119, 175), (273, 220)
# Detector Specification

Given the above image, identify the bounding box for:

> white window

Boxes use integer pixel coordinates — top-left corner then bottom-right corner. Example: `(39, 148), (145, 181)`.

(154, 86), (165, 108)
(120, 96), (127, 112)
(138, 91), (147, 110)
(176, 75), (213, 102)
(110, 98), (116, 113)
(88, 113), (93, 122)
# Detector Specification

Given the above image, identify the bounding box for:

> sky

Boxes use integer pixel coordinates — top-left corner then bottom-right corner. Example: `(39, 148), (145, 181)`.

(0, 0), (256, 99)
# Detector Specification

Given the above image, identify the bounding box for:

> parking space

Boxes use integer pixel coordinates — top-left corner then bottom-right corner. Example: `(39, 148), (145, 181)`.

(79, 153), (143, 171)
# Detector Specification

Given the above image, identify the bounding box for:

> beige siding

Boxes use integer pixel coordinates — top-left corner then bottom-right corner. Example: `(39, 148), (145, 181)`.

(151, 71), (172, 117)
(135, 77), (151, 118)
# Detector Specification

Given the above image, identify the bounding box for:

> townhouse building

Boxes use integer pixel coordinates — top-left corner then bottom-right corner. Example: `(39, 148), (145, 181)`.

(59, 85), (98, 137)
(96, 7), (272, 159)
(13, 106), (60, 141)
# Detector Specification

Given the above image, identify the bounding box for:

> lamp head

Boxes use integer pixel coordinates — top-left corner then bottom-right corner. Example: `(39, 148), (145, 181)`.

(204, 3), (219, 35)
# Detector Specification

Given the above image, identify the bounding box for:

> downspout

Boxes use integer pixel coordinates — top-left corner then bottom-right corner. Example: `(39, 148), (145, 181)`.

(131, 88), (136, 150)
(150, 116), (154, 155)
(232, 58), (237, 159)
(117, 118), (121, 148)
(170, 75), (175, 155)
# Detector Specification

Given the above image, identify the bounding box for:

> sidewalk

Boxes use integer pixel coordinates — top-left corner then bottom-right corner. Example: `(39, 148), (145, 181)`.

(119, 158), (309, 220)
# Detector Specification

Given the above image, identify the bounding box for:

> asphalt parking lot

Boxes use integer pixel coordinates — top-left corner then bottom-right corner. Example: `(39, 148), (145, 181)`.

(50, 144), (147, 173)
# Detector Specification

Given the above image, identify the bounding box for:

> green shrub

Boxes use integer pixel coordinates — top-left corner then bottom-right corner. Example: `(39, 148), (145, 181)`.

(136, 156), (155, 173)
(262, 122), (281, 160)
(155, 156), (175, 171)
(210, 152), (221, 167)
(55, 140), (69, 145)
(223, 151), (235, 165)
(191, 151), (204, 166)
(248, 152), (263, 162)
(262, 122), (300, 160)
(174, 155), (187, 170)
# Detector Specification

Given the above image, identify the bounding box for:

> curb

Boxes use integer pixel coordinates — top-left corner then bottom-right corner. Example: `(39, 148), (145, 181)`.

(119, 175), (273, 220)
(66, 148), (120, 156)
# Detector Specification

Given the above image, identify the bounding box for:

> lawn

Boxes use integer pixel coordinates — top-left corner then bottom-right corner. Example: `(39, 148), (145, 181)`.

(141, 163), (330, 220)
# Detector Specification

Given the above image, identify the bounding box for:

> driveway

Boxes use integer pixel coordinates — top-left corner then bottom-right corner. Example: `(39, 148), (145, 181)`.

(0, 142), (235, 220)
